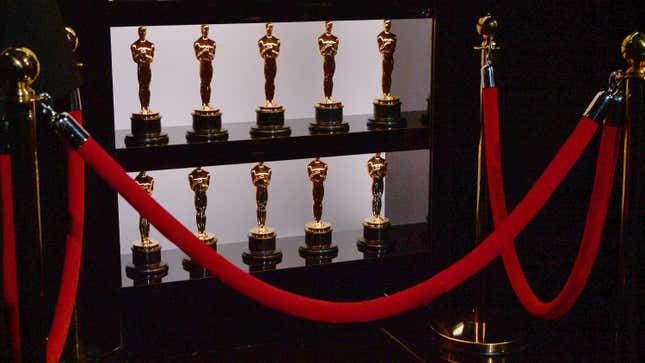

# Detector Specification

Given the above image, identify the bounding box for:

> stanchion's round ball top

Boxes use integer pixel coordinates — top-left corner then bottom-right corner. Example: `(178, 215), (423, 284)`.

(65, 26), (79, 52)
(0, 47), (40, 84)
(476, 14), (498, 37)
(621, 32), (644, 63)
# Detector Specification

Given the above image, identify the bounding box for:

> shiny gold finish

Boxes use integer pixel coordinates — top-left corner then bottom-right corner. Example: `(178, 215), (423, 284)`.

(0, 47), (40, 103)
(317, 21), (342, 107)
(431, 316), (526, 355)
(133, 171), (159, 248)
(64, 27), (83, 73)
(307, 158), (328, 223)
(131, 27), (156, 115)
(194, 25), (219, 112)
(250, 162), (275, 237)
(258, 23), (281, 108)
(621, 32), (645, 79)
(306, 157), (329, 226)
(188, 167), (217, 246)
(65, 26), (79, 52)
(376, 20), (399, 103)
(365, 153), (390, 227)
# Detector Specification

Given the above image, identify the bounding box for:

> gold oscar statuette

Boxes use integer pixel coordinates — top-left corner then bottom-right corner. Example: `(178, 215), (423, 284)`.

(310, 21), (349, 134)
(368, 20), (406, 129)
(358, 153), (393, 252)
(183, 167), (218, 278)
(187, 24), (229, 142)
(125, 171), (169, 284)
(300, 157), (338, 259)
(251, 23), (291, 138)
(124, 26), (169, 147)
(243, 162), (282, 268)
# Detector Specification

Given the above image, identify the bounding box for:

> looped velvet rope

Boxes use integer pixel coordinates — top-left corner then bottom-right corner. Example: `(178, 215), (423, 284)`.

(482, 87), (620, 319)
(46, 110), (85, 363)
(73, 112), (599, 324)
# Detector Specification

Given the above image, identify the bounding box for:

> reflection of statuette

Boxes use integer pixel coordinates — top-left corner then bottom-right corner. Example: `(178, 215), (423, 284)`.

(125, 27), (169, 147)
(252, 23), (290, 138)
(368, 20), (406, 129)
(358, 153), (392, 252)
(243, 162), (282, 268)
(187, 25), (228, 142)
(311, 21), (349, 133)
(301, 158), (338, 259)
(126, 171), (169, 285)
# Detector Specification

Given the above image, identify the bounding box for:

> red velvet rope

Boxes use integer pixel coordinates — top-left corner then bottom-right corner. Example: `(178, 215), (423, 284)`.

(1, 154), (22, 362)
(46, 110), (84, 363)
(483, 87), (620, 319)
(74, 114), (597, 323)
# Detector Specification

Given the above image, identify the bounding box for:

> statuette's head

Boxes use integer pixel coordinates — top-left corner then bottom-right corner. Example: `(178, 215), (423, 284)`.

(0, 47), (40, 85)
(265, 23), (274, 36)
(621, 32), (644, 65)
(476, 14), (498, 39)
(384, 19), (392, 32)
(201, 24), (209, 38)
(138, 26), (147, 40)
(325, 21), (333, 34)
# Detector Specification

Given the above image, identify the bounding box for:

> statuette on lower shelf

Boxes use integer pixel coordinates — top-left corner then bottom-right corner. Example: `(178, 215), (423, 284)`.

(251, 23), (291, 138)
(310, 21), (349, 134)
(125, 27), (169, 147)
(368, 20), (406, 129)
(358, 153), (393, 252)
(183, 167), (218, 278)
(300, 157), (338, 259)
(243, 162), (283, 268)
(187, 24), (228, 142)
(126, 171), (169, 284)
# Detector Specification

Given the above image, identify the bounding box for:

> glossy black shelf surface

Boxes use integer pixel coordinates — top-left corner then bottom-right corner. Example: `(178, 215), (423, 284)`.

(108, 1), (433, 27)
(120, 222), (430, 288)
(114, 111), (429, 171)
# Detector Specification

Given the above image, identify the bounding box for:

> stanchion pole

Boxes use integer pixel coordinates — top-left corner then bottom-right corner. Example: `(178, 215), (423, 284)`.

(616, 31), (643, 362)
(431, 14), (527, 358)
(0, 47), (47, 362)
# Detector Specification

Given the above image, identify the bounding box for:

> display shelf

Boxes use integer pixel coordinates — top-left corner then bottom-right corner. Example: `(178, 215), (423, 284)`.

(107, 0), (433, 27)
(120, 222), (430, 287)
(114, 111), (429, 171)
(119, 223), (433, 358)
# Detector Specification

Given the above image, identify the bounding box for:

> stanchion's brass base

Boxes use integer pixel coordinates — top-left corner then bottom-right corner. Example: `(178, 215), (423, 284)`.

(187, 108), (228, 142)
(310, 101), (349, 134)
(299, 221), (339, 258)
(125, 112), (169, 147)
(183, 232), (217, 279)
(431, 312), (529, 356)
(243, 227), (283, 266)
(252, 105), (291, 138)
(368, 98), (406, 129)
(125, 240), (169, 285)
(357, 216), (392, 252)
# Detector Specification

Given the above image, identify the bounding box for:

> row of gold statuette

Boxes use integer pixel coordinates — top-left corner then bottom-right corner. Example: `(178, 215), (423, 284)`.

(124, 20), (406, 148)
(125, 154), (393, 282)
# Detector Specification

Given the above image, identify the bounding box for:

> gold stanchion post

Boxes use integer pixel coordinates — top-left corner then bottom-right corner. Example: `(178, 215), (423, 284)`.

(430, 15), (528, 358)
(615, 31), (643, 361)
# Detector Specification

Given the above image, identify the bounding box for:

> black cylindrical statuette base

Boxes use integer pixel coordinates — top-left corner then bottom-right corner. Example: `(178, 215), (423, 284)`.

(125, 112), (169, 147)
